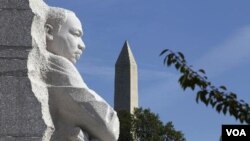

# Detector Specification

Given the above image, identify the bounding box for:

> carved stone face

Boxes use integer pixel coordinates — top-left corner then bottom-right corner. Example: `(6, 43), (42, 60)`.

(47, 12), (85, 64)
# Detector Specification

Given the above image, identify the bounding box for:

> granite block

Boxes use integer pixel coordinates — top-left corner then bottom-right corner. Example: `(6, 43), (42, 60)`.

(0, 0), (30, 9)
(0, 76), (46, 137)
(0, 9), (33, 46)
(0, 136), (42, 141)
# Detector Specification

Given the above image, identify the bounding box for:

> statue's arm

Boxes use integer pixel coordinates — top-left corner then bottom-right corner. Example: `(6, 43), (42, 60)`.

(69, 87), (119, 141)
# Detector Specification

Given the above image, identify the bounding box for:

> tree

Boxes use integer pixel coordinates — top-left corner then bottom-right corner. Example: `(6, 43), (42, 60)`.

(164, 122), (186, 141)
(118, 108), (186, 141)
(117, 110), (133, 141)
(132, 108), (165, 141)
(160, 49), (250, 124)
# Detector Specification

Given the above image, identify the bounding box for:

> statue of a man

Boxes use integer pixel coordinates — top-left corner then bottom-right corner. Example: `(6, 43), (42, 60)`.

(43, 7), (119, 141)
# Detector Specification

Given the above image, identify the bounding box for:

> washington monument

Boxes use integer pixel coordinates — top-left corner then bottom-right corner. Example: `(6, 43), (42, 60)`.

(114, 41), (138, 114)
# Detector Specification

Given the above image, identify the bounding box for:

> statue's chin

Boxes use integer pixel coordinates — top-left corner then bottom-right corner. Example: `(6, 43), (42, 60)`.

(72, 54), (82, 64)
(75, 54), (81, 60)
(67, 57), (77, 64)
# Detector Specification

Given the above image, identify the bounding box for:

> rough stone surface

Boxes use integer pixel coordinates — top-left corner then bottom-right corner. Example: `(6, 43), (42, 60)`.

(0, 46), (30, 58)
(0, 0), (30, 9)
(0, 77), (46, 136)
(0, 9), (33, 46)
(114, 41), (138, 114)
(0, 0), (50, 141)
(0, 137), (42, 141)
(0, 59), (27, 77)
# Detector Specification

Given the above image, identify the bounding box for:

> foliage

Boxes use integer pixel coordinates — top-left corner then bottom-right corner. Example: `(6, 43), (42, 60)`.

(164, 122), (186, 141)
(160, 49), (250, 124)
(118, 108), (186, 141)
(117, 110), (133, 141)
(132, 108), (165, 141)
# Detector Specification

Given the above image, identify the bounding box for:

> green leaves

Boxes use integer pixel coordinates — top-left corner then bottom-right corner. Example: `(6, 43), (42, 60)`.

(117, 110), (133, 141)
(198, 69), (206, 74)
(129, 108), (186, 141)
(177, 52), (185, 60)
(160, 49), (169, 56)
(220, 86), (227, 91)
(161, 49), (250, 124)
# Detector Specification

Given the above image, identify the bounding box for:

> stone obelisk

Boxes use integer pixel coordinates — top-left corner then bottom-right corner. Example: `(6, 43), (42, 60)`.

(114, 41), (138, 114)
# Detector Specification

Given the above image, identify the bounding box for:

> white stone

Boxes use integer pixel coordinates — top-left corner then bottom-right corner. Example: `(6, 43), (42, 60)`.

(41, 6), (119, 141)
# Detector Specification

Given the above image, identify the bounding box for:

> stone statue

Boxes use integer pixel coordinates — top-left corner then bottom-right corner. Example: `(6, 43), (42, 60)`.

(42, 7), (119, 141)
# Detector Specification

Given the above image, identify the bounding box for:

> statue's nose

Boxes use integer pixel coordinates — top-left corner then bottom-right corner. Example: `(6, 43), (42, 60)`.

(78, 39), (85, 50)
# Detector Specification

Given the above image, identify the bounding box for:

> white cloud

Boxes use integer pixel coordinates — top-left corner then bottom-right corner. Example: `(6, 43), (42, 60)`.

(196, 25), (250, 77)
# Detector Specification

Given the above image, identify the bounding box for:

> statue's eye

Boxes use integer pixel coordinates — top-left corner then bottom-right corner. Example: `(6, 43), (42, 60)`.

(70, 30), (82, 37)
(73, 32), (81, 37)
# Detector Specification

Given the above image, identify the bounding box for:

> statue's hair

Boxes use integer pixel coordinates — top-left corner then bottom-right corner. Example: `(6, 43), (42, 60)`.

(46, 7), (74, 33)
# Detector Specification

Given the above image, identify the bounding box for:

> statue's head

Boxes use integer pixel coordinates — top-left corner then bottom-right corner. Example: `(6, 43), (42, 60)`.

(45, 7), (85, 64)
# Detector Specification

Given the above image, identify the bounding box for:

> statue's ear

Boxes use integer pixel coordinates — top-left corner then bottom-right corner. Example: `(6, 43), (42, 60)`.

(45, 24), (53, 41)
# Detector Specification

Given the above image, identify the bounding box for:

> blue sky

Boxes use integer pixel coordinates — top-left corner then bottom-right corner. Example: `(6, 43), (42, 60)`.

(46, 0), (250, 140)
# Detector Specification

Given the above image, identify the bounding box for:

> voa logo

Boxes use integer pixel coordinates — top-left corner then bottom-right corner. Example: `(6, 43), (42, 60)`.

(226, 129), (246, 136)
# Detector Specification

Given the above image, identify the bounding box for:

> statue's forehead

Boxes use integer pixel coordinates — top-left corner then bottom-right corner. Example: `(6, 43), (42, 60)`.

(65, 12), (83, 31)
